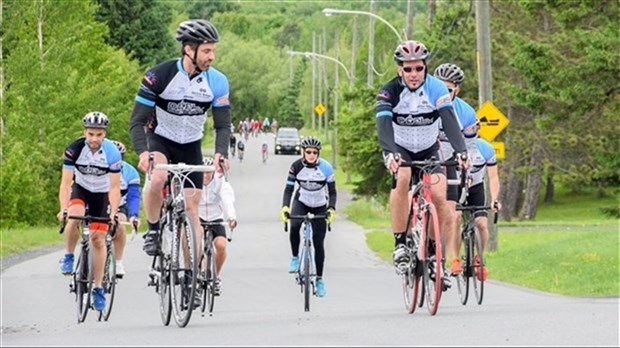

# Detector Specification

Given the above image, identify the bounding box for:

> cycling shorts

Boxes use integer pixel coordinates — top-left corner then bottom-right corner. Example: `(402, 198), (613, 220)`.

(461, 183), (488, 218)
(147, 132), (204, 189)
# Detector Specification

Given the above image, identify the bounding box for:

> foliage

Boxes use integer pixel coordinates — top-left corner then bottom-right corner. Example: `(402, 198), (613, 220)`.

(93, 0), (177, 68)
(279, 60), (306, 129)
(1, 0), (142, 227)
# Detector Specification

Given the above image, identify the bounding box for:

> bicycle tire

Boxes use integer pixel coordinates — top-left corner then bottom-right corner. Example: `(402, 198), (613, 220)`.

(157, 253), (172, 326)
(422, 204), (442, 315)
(456, 226), (472, 305)
(303, 240), (312, 312)
(402, 234), (421, 314)
(170, 212), (198, 328)
(201, 242), (216, 314)
(98, 246), (116, 321)
(473, 225), (485, 305)
(75, 246), (91, 323)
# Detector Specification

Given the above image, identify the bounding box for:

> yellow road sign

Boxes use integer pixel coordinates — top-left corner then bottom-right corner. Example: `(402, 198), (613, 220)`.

(476, 101), (509, 141)
(491, 141), (505, 160)
(315, 103), (326, 116)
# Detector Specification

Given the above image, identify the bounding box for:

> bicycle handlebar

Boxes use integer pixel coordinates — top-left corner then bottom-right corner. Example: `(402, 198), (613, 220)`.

(59, 214), (118, 235)
(456, 204), (499, 224)
(155, 163), (215, 174)
(201, 220), (235, 242)
(284, 213), (331, 233)
(390, 158), (461, 190)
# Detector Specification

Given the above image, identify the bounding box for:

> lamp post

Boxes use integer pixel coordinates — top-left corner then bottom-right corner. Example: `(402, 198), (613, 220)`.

(322, 8), (403, 42)
(288, 50), (354, 169)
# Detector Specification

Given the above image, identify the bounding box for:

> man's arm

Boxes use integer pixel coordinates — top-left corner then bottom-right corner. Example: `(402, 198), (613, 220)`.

(487, 165), (500, 204)
(129, 102), (154, 155)
(108, 172), (121, 218)
(57, 168), (74, 220)
(438, 107), (467, 155)
(212, 107), (231, 157)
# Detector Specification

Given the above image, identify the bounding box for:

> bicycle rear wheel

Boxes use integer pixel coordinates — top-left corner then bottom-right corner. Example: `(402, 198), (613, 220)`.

(75, 247), (91, 323)
(157, 252), (172, 326)
(170, 213), (198, 327)
(98, 247), (116, 321)
(200, 243), (216, 315)
(422, 204), (442, 315)
(456, 227), (472, 305)
(472, 226), (485, 304)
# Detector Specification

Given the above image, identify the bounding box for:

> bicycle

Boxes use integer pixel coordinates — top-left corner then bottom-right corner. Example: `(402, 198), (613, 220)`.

(284, 212), (330, 312)
(59, 211), (118, 323)
(454, 202), (498, 305)
(261, 145), (268, 163)
(393, 157), (460, 315)
(197, 220), (233, 316)
(146, 159), (215, 328)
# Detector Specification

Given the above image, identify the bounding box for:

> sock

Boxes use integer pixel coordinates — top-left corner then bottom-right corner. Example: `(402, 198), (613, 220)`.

(147, 221), (160, 232)
(394, 232), (407, 247)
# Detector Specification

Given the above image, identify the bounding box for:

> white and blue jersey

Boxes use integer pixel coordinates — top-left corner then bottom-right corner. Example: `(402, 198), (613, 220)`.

(439, 97), (479, 160)
(376, 74), (455, 154)
(63, 138), (122, 193)
(135, 59), (230, 144)
(461, 137), (497, 186)
(282, 158), (337, 209)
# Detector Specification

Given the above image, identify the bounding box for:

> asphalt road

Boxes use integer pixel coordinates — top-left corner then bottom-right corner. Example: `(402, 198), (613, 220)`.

(1, 133), (618, 346)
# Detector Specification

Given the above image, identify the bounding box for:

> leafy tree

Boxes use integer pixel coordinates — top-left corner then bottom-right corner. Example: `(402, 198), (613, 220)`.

(279, 60), (306, 129)
(93, 0), (177, 67)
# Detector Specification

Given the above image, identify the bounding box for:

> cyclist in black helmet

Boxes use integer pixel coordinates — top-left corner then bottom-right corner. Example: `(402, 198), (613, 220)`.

(279, 136), (337, 298)
(129, 19), (232, 260)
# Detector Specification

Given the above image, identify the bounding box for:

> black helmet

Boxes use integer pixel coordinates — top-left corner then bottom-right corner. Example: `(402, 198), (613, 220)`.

(82, 111), (109, 129)
(301, 136), (322, 150)
(434, 63), (465, 85)
(176, 19), (219, 43)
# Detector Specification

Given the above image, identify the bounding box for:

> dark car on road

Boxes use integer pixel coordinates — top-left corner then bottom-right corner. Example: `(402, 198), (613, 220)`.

(274, 127), (301, 155)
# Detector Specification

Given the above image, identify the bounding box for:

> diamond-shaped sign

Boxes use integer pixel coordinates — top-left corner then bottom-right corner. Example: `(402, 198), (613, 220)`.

(491, 141), (505, 160)
(315, 103), (326, 116)
(476, 101), (509, 141)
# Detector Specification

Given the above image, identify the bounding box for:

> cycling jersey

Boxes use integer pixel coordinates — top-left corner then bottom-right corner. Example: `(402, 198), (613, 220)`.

(439, 97), (478, 158)
(376, 74), (466, 156)
(120, 161), (141, 218)
(199, 174), (236, 222)
(460, 137), (497, 186)
(63, 138), (122, 193)
(237, 141), (245, 150)
(130, 58), (231, 155)
(282, 158), (337, 209)
(261, 143), (268, 152)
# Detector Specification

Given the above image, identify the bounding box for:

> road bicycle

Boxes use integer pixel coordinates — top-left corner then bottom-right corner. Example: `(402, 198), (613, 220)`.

(261, 145), (268, 163)
(454, 202), (497, 305)
(284, 212), (330, 312)
(59, 212), (118, 323)
(393, 157), (460, 316)
(197, 220), (233, 316)
(146, 159), (215, 328)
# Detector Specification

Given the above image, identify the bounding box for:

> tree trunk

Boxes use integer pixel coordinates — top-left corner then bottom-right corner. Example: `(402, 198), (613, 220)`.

(544, 167), (554, 203)
(519, 138), (544, 220)
(428, 0), (436, 29)
(498, 106), (524, 222)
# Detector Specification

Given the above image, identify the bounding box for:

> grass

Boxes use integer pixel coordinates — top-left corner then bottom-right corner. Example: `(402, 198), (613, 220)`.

(344, 189), (620, 297)
(1, 226), (63, 258)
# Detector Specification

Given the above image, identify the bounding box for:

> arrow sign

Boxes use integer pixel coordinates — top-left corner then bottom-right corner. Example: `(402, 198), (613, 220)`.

(476, 101), (510, 141)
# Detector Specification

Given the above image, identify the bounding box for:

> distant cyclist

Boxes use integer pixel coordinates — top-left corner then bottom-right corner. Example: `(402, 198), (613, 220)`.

(237, 139), (245, 162)
(229, 132), (237, 158)
(261, 141), (269, 163)
(280, 136), (337, 298)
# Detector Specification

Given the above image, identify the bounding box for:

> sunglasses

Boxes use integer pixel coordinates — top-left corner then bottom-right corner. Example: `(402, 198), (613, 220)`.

(447, 87), (456, 93)
(402, 66), (425, 73)
(304, 150), (319, 155)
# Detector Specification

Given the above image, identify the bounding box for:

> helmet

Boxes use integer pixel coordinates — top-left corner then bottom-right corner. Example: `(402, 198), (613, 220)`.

(434, 63), (465, 85)
(82, 111), (109, 129)
(301, 136), (322, 150)
(203, 157), (214, 166)
(176, 19), (219, 43)
(393, 40), (429, 63)
(112, 140), (126, 154)
(463, 121), (481, 138)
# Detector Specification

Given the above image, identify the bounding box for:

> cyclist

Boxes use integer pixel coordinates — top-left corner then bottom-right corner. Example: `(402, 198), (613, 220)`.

(57, 111), (122, 311)
(129, 19), (231, 256)
(456, 121), (501, 281)
(433, 62), (479, 275)
(198, 157), (238, 300)
(237, 139), (245, 162)
(279, 136), (336, 298)
(229, 132), (237, 158)
(375, 40), (470, 287)
(110, 140), (141, 278)
(261, 141), (269, 163)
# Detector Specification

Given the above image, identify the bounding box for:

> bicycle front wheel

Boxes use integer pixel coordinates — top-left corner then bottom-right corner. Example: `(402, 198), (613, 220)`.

(472, 225), (485, 304)
(170, 213), (198, 328)
(422, 204), (442, 316)
(302, 244), (312, 312)
(75, 247), (91, 323)
(157, 252), (172, 326)
(98, 247), (116, 321)
(200, 243), (216, 315)
(456, 228), (472, 305)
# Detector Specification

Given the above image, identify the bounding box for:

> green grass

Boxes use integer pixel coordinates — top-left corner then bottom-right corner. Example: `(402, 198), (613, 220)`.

(1, 226), (63, 258)
(344, 189), (620, 296)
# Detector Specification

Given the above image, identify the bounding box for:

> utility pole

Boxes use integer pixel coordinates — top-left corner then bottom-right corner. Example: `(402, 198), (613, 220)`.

(406, 0), (413, 40)
(332, 29), (339, 169)
(311, 32), (316, 130)
(476, 0), (498, 251)
(367, 0), (375, 88)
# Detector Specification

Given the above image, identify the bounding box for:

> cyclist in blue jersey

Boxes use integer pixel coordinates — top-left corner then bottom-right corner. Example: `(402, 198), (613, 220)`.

(57, 112), (122, 311)
(129, 19), (232, 256)
(280, 137), (336, 298)
(433, 63), (480, 275)
(456, 121), (501, 281)
(110, 140), (141, 277)
(375, 40), (471, 287)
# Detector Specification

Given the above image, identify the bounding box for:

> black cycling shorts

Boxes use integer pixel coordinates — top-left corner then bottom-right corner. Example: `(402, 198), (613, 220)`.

(147, 132), (203, 189)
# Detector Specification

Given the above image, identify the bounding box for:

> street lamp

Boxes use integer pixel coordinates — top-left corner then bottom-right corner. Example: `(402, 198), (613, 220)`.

(288, 50), (354, 169)
(322, 8), (403, 42)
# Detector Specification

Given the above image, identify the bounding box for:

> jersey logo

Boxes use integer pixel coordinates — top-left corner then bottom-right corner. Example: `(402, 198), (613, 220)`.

(216, 94), (230, 105)
(144, 71), (157, 85)
(377, 89), (390, 100)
